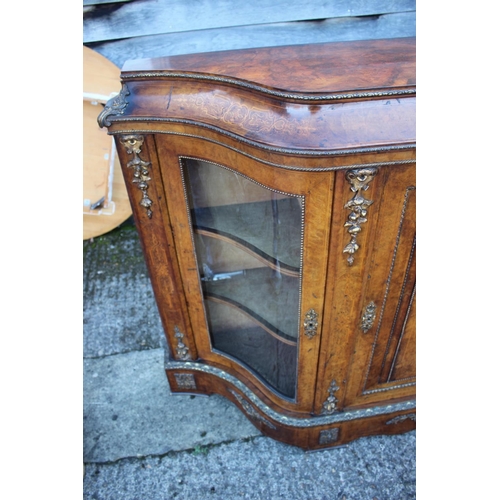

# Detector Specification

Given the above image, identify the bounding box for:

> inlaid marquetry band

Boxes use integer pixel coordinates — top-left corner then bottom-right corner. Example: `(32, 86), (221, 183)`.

(97, 83), (130, 128)
(120, 134), (154, 218)
(165, 359), (416, 428)
(343, 168), (378, 265)
(121, 71), (415, 102)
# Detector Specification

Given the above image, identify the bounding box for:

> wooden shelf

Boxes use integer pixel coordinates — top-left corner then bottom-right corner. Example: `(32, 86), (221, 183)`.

(191, 198), (302, 276)
(209, 324), (297, 399)
(202, 266), (300, 343)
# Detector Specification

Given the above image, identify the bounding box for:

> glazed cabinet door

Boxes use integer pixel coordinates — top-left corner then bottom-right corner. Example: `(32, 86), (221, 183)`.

(155, 135), (334, 413)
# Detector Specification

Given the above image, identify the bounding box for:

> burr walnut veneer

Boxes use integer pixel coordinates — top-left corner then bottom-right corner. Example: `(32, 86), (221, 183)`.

(98, 37), (416, 450)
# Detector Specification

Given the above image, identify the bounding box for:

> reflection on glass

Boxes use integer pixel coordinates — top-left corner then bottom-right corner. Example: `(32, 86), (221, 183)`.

(182, 159), (303, 399)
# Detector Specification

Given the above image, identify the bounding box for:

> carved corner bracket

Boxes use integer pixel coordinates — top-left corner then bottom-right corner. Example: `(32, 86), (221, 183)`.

(304, 309), (318, 339)
(174, 326), (192, 360)
(97, 83), (130, 128)
(120, 134), (154, 218)
(321, 380), (340, 415)
(343, 168), (378, 265)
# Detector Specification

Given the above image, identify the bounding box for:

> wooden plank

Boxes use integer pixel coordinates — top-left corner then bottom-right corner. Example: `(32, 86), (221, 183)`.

(83, 0), (416, 43)
(84, 0), (131, 6)
(86, 12), (416, 69)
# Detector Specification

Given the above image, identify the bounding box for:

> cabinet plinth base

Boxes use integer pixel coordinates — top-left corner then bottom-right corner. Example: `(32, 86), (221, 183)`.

(165, 360), (415, 450)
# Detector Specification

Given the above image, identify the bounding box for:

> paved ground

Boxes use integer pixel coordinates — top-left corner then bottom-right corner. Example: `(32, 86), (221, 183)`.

(83, 220), (416, 500)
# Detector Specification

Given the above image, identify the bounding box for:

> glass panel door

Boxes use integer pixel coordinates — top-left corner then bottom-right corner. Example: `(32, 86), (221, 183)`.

(182, 159), (303, 399)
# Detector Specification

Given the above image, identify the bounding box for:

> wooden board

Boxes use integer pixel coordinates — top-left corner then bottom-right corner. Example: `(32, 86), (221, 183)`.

(86, 13), (416, 69)
(84, 0), (131, 6)
(83, 0), (416, 43)
(83, 46), (132, 240)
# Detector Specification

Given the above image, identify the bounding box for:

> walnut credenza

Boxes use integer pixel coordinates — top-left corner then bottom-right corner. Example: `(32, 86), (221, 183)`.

(98, 37), (416, 450)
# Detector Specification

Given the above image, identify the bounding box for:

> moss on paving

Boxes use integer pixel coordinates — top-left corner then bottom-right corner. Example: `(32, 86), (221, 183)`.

(83, 220), (148, 281)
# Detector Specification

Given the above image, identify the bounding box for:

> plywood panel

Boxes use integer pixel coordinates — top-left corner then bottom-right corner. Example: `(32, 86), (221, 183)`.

(84, 0), (416, 43)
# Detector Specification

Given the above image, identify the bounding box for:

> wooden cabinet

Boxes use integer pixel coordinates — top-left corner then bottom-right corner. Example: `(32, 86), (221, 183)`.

(98, 37), (416, 449)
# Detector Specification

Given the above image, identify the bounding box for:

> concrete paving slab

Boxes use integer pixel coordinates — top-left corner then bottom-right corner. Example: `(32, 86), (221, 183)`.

(83, 431), (416, 500)
(84, 348), (260, 462)
(84, 224), (164, 358)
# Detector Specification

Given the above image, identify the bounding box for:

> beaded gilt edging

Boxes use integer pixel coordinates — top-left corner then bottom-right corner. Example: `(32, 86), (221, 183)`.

(228, 390), (277, 429)
(165, 359), (415, 428)
(386, 413), (416, 425)
(120, 71), (415, 102)
(109, 130), (415, 171)
(108, 119), (415, 158)
(385, 247), (416, 382)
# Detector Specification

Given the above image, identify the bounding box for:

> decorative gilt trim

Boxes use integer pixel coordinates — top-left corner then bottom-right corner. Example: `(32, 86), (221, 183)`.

(343, 168), (378, 265)
(303, 309), (318, 339)
(229, 390), (276, 430)
(386, 249), (416, 382)
(321, 380), (340, 415)
(386, 413), (416, 425)
(97, 83), (130, 128)
(108, 121), (416, 157)
(361, 301), (377, 333)
(174, 373), (197, 390)
(174, 326), (192, 360)
(319, 428), (339, 445)
(120, 134), (154, 218)
(165, 359), (416, 427)
(121, 71), (415, 102)
(363, 381), (416, 394)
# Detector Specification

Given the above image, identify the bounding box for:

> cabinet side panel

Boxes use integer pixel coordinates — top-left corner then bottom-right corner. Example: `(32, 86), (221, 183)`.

(114, 134), (197, 360)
